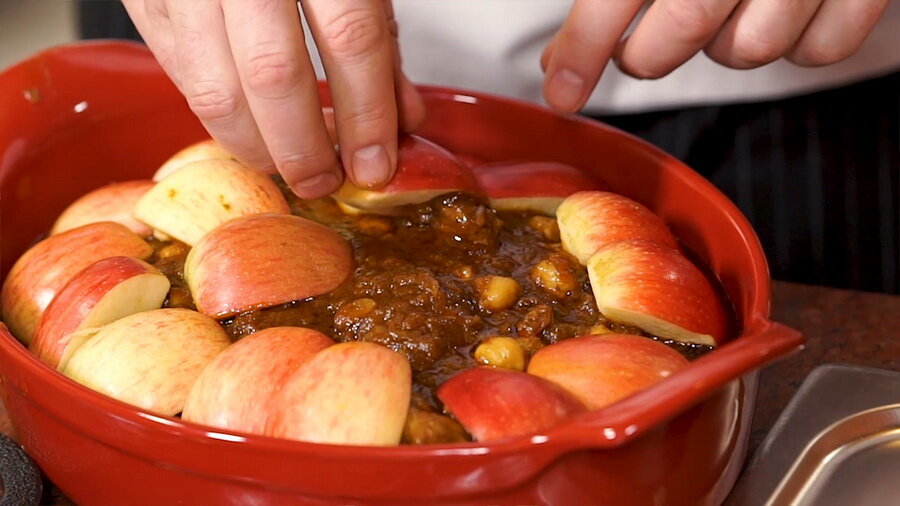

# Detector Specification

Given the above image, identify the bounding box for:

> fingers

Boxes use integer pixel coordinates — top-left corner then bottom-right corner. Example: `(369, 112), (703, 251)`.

(542, 0), (644, 113)
(121, 0), (180, 87)
(788, 0), (890, 66)
(222, 0), (341, 198)
(614, 0), (741, 79)
(704, 0), (824, 69)
(303, 0), (399, 189)
(164, 0), (274, 171)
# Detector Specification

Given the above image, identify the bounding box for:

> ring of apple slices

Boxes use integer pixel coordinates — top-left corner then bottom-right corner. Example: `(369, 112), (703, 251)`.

(1, 131), (736, 447)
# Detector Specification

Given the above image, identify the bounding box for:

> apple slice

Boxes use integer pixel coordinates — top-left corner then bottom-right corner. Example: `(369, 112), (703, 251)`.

(266, 341), (411, 445)
(135, 159), (290, 246)
(185, 213), (353, 319)
(61, 308), (231, 416)
(332, 134), (481, 214)
(556, 191), (678, 264)
(153, 139), (233, 182)
(29, 257), (170, 370)
(587, 240), (729, 346)
(0, 222), (152, 344)
(51, 180), (155, 236)
(527, 334), (689, 410)
(473, 162), (606, 215)
(437, 367), (586, 442)
(182, 327), (333, 435)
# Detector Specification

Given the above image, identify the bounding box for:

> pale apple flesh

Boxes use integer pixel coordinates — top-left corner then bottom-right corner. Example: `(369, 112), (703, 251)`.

(135, 158), (291, 246)
(152, 139), (234, 182)
(332, 134), (482, 214)
(587, 240), (729, 346)
(182, 327), (333, 435)
(51, 180), (155, 236)
(61, 308), (231, 416)
(30, 256), (170, 370)
(184, 213), (353, 319)
(557, 191), (678, 264)
(473, 162), (606, 215)
(0, 222), (152, 344)
(437, 367), (587, 442)
(527, 334), (689, 410)
(265, 342), (411, 445)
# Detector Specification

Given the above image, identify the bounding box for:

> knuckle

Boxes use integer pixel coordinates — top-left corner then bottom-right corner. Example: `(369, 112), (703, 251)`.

(319, 8), (385, 60)
(185, 85), (241, 122)
(339, 101), (390, 128)
(792, 39), (854, 67)
(663, 0), (722, 44)
(244, 47), (302, 98)
(731, 29), (786, 67)
(278, 149), (335, 180)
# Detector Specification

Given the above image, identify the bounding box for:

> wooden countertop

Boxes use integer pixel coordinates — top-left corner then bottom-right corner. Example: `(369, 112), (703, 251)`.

(14, 280), (900, 504)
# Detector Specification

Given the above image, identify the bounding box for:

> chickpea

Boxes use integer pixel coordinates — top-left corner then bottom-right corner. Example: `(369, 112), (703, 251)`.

(527, 216), (561, 242)
(516, 335), (545, 356)
(529, 255), (577, 298)
(474, 337), (526, 370)
(473, 275), (522, 312)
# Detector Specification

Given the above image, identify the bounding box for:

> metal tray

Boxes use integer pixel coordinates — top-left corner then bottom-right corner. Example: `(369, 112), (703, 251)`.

(727, 363), (900, 505)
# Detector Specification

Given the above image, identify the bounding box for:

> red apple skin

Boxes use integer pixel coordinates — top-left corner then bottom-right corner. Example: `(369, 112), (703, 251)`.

(527, 334), (690, 411)
(588, 240), (729, 346)
(557, 191), (678, 264)
(60, 308), (232, 416)
(153, 139), (234, 182)
(473, 162), (606, 215)
(51, 180), (155, 236)
(333, 134), (482, 214)
(29, 256), (170, 370)
(266, 341), (412, 446)
(182, 327), (333, 435)
(437, 367), (587, 442)
(184, 213), (353, 319)
(0, 222), (152, 344)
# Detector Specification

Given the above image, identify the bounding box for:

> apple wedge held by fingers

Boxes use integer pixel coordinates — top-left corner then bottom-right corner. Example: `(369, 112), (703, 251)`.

(184, 214), (353, 319)
(135, 159), (290, 246)
(266, 342), (411, 445)
(182, 327), (333, 435)
(152, 139), (233, 182)
(0, 222), (152, 344)
(61, 309), (231, 416)
(30, 257), (170, 370)
(587, 240), (729, 346)
(333, 135), (481, 214)
(437, 367), (587, 442)
(51, 180), (155, 236)
(527, 334), (689, 410)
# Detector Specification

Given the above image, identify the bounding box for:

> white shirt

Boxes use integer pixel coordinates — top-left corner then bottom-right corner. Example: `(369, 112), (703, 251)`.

(308, 1), (900, 114)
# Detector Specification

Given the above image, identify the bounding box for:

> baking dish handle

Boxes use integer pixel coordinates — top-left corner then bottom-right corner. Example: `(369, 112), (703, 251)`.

(546, 321), (803, 452)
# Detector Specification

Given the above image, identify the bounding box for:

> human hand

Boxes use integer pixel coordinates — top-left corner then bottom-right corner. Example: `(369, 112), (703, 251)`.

(122, 0), (425, 198)
(541, 0), (890, 112)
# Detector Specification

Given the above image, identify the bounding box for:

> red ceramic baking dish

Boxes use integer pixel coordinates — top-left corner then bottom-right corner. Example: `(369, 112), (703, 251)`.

(0, 41), (802, 505)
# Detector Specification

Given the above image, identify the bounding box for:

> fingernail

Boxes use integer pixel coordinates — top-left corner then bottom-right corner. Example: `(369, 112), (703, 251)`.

(291, 171), (341, 199)
(352, 144), (391, 188)
(547, 69), (585, 112)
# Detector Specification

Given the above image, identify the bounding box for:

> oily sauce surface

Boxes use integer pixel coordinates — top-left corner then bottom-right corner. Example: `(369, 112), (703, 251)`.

(150, 188), (715, 444)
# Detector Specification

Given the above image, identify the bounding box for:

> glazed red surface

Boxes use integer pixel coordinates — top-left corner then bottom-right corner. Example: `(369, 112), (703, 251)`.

(0, 42), (802, 505)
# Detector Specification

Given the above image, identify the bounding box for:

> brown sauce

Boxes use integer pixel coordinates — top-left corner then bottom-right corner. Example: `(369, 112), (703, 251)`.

(147, 183), (718, 444)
